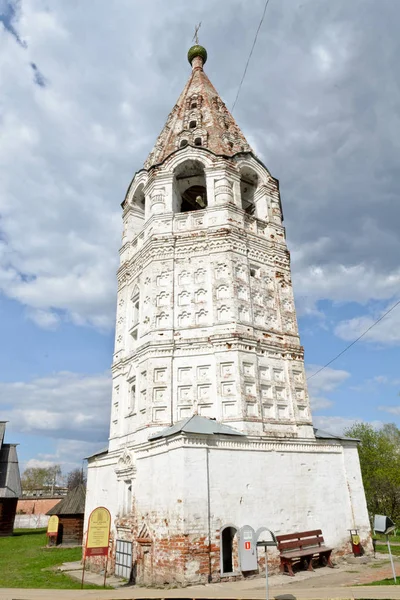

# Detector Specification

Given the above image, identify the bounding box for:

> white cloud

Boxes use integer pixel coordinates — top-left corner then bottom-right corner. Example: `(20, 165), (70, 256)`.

(306, 364), (350, 413)
(310, 397), (333, 411)
(24, 458), (57, 470)
(334, 300), (400, 346)
(0, 371), (111, 453)
(293, 263), (400, 317)
(21, 439), (105, 473)
(379, 406), (400, 416)
(313, 415), (358, 435)
(0, 1), (400, 331)
(314, 415), (385, 436)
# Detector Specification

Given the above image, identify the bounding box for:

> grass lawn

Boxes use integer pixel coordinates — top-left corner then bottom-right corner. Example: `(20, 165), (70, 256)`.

(375, 533), (400, 543)
(0, 529), (103, 589)
(375, 542), (400, 556)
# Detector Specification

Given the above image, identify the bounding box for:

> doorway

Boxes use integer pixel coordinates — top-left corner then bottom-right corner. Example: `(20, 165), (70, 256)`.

(221, 525), (238, 574)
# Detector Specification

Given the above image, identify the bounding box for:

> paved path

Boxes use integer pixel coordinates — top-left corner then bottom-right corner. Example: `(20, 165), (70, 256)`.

(1, 555), (400, 600)
(0, 585), (400, 600)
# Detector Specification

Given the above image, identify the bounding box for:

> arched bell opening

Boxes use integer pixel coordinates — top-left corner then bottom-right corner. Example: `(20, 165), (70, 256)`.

(173, 159), (208, 213)
(240, 167), (258, 215)
(132, 183), (145, 215)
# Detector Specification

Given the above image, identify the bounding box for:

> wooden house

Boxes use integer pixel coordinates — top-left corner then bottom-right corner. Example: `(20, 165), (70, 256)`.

(47, 483), (85, 545)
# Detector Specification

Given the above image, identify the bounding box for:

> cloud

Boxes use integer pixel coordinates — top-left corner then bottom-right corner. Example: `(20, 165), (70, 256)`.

(21, 439), (105, 473)
(379, 406), (400, 416)
(306, 364), (350, 413)
(24, 458), (57, 470)
(0, 0), (26, 47)
(314, 415), (385, 436)
(0, 372), (111, 454)
(1, 0), (400, 331)
(335, 300), (400, 346)
(313, 415), (359, 435)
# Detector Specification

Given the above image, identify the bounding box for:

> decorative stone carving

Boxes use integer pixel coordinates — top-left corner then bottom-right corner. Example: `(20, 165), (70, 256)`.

(115, 447), (136, 479)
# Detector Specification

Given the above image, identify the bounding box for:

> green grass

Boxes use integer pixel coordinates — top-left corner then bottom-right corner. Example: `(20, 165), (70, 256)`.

(374, 533), (400, 543)
(366, 577), (400, 586)
(375, 542), (400, 556)
(0, 528), (104, 589)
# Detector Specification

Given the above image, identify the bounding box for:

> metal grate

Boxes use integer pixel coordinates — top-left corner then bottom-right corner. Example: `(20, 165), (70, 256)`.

(115, 539), (132, 580)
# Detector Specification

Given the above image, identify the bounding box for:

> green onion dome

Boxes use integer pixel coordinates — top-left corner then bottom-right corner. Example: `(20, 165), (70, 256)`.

(187, 44), (208, 66)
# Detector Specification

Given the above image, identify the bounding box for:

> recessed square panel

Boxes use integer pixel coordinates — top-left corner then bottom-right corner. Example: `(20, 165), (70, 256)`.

(178, 367), (192, 382)
(197, 365), (211, 380)
(197, 384), (211, 400)
(178, 386), (192, 404)
(261, 384), (272, 399)
(247, 402), (258, 417)
(154, 368), (167, 382)
(276, 387), (286, 401)
(223, 402), (236, 417)
(153, 407), (167, 422)
(277, 404), (288, 419)
(178, 406), (192, 419)
(221, 382), (235, 396)
(220, 362), (234, 378)
(198, 404), (213, 417)
(260, 367), (270, 380)
(262, 403), (275, 418)
(153, 387), (167, 403)
(243, 362), (255, 377)
(273, 368), (284, 382)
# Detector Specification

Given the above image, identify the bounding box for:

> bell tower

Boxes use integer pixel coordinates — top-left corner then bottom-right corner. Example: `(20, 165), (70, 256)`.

(85, 44), (370, 587)
(109, 43), (313, 450)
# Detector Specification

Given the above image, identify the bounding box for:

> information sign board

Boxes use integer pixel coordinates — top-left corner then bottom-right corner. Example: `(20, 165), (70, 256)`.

(85, 507), (111, 557)
(47, 515), (59, 537)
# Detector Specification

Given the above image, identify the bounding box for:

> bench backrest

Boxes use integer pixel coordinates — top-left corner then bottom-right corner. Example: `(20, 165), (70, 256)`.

(276, 529), (325, 553)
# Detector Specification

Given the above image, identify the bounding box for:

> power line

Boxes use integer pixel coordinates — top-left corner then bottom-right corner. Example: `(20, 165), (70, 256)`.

(231, 0), (272, 113)
(307, 298), (400, 382)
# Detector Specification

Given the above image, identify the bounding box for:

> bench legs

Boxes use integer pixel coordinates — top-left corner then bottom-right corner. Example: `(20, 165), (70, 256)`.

(319, 550), (334, 568)
(280, 557), (295, 577)
(280, 551), (333, 577)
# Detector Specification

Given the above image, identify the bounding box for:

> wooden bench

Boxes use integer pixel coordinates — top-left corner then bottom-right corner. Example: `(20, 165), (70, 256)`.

(276, 529), (334, 577)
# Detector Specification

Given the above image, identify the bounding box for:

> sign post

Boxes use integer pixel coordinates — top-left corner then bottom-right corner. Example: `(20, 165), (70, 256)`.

(46, 515), (59, 546)
(82, 507), (111, 589)
(374, 515), (397, 583)
(256, 528), (277, 600)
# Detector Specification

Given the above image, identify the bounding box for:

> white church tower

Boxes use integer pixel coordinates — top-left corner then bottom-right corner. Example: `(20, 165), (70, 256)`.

(85, 44), (370, 585)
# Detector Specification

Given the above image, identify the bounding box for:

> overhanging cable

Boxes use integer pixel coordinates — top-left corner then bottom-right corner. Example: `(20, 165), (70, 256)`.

(307, 298), (400, 381)
(231, 0), (272, 113)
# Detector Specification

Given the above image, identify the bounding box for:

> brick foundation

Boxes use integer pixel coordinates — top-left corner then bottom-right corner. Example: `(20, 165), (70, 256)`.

(85, 521), (372, 587)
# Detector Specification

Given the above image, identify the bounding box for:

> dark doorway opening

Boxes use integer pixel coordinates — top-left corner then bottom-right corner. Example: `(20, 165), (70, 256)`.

(221, 526), (237, 573)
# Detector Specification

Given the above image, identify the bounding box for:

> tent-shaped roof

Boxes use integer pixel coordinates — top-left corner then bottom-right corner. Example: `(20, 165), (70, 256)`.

(143, 45), (253, 169)
(47, 483), (86, 516)
(149, 415), (245, 441)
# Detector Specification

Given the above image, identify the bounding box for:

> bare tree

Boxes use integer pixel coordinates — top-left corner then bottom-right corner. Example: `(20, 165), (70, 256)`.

(66, 467), (86, 490)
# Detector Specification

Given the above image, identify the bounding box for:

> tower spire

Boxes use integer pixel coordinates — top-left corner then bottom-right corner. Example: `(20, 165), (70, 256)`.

(144, 43), (252, 169)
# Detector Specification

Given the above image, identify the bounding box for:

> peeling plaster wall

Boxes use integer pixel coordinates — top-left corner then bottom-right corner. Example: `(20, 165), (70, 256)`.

(85, 436), (371, 585)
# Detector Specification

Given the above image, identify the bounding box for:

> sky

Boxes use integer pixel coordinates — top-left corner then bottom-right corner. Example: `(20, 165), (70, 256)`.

(1, 0), (400, 474)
